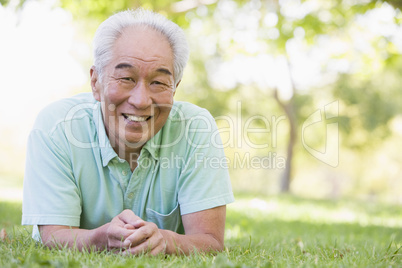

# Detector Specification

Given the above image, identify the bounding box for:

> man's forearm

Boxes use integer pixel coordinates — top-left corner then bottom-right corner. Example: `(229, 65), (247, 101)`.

(39, 207), (226, 255)
(160, 229), (224, 255)
(41, 225), (223, 255)
(39, 224), (110, 251)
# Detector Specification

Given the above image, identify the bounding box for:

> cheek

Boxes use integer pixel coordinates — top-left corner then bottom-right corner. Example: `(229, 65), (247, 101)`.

(103, 84), (127, 106)
(157, 98), (173, 117)
(158, 107), (172, 122)
(156, 91), (174, 104)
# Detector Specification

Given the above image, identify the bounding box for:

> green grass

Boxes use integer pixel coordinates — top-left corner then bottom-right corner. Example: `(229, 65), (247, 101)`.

(0, 195), (401, 267)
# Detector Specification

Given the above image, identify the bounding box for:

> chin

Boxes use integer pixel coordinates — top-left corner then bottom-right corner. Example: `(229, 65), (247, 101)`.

(124, 135), (149, 147)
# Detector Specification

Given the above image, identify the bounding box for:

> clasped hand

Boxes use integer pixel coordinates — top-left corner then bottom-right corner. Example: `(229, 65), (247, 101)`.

(106, 209), (166, 255)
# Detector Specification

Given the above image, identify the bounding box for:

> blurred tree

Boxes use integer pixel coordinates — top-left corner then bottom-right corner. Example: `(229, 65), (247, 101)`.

(3, 0), (401, 194)
(379, 0), (402, 9)
(42, 0), (402, 193)
(167, 0), (402, 192)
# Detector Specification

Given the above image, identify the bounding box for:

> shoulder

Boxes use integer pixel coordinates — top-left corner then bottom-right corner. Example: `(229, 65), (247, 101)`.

(160, 101), (219, 150)
(165, 101), (217, 136)
(32, 93), (98, 133)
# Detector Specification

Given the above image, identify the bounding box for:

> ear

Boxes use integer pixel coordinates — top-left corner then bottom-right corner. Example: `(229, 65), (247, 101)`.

(90, 66), (101, 102)
(173, 80), (181, 97)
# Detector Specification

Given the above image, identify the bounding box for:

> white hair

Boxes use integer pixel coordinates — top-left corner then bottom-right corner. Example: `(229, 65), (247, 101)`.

(93, 8), (189, 85)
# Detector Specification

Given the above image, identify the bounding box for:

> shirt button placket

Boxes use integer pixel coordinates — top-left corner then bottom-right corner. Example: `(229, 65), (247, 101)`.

(131, 162), (144, 210)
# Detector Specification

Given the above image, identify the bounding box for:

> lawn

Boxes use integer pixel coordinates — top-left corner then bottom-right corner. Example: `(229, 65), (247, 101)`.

(0, 195), (401, 267)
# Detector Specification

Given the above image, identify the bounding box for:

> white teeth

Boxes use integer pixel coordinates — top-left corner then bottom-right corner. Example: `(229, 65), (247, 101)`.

(124, 114), (149, 122)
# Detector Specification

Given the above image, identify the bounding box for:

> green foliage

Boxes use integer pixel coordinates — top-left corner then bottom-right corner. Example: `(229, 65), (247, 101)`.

(333, 58), (402, 149)
(3, 0), (400, 197)
(381, 0), (402, 9)
(58, 0), (190, 25)
(175, 56), (239, 117)
(53, 0), (402, 147)
(0, 0), (25, 8)
(0, 202), (21, 229)
(1, 197), (401, 267)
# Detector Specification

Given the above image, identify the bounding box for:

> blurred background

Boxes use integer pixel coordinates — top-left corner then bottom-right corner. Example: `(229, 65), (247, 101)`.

(0, 0), (401, 204)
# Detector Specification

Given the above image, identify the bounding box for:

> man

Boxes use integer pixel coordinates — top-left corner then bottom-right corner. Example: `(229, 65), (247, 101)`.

(22, 9), (234, 255)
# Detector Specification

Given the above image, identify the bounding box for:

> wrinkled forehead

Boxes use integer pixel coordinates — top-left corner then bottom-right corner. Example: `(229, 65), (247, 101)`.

(118, 25), (172, 52)
(109, 25), (174, 66)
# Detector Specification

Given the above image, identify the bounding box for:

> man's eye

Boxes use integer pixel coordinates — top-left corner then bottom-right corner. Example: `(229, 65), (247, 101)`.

(152, 81), (163, 85)
(121, 77), (134, 82)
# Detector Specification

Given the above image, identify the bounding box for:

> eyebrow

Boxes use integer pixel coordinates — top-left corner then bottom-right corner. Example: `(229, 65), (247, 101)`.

(115, 63), (133, 69)
(156, 68), (172, 76)
(115, 63), (172, 76)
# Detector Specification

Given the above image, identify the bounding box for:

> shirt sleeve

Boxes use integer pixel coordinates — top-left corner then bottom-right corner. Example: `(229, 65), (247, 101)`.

(22, 128), (81, 227)
(177, 110), (235, 215)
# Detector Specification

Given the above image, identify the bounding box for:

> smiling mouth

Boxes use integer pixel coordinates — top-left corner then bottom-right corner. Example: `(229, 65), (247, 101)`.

(122, 114), (152, 122)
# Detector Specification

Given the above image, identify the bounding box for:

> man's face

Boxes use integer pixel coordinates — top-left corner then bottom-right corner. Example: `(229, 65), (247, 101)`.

(91, 26), (176, 149)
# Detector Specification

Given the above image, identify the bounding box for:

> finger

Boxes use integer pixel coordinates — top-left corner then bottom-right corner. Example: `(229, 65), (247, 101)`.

(108, 227), (136, 248)
(128, 237), (163, 255)
(109, 226), (136, 240)
(127, 230), (164, 255)
(111, 215), (127, 228)
(126, 239), (153, 255)
(123, 225), (153, 248)
(132, 220), (145, 228)
(118, 209), (142, 225)
(124, 224), (135, 230)
(149, 242), (166, 256)
(123, 221), (144, 231)
(123, 233), (147, 248)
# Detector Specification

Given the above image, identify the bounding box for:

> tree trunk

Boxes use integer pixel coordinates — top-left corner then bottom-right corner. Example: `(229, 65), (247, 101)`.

(273, 90), (297, 192)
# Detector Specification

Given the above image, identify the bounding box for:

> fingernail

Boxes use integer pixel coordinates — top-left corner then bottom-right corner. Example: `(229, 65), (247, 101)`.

(123, 239), (131, 247)
(134, 220), (144, 225)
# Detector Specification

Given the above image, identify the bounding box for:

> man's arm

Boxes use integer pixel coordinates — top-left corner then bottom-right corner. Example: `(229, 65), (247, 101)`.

(39, 225), (107, 251)
(39, 210), (141, 252)
(122, 205), (226, 255)
(164, 205), (226, 254)
(40, 205), (226, 255)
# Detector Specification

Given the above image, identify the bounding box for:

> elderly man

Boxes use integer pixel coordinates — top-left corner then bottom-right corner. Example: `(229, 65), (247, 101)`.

(22, 9), (234, 255)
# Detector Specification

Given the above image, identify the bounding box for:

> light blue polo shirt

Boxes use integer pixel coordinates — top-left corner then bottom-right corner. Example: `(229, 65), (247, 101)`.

(22, 93), (234, 240)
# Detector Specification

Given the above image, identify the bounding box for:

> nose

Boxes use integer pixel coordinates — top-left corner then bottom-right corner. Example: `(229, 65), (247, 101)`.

(127, 82), (152, 109)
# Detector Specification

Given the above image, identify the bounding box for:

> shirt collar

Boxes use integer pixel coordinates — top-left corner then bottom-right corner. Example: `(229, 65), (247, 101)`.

(93, 102), (117, 167)
(93, 102), (163, 166)
(143, 101), (179, 160)
(142, 127), (162, 160)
